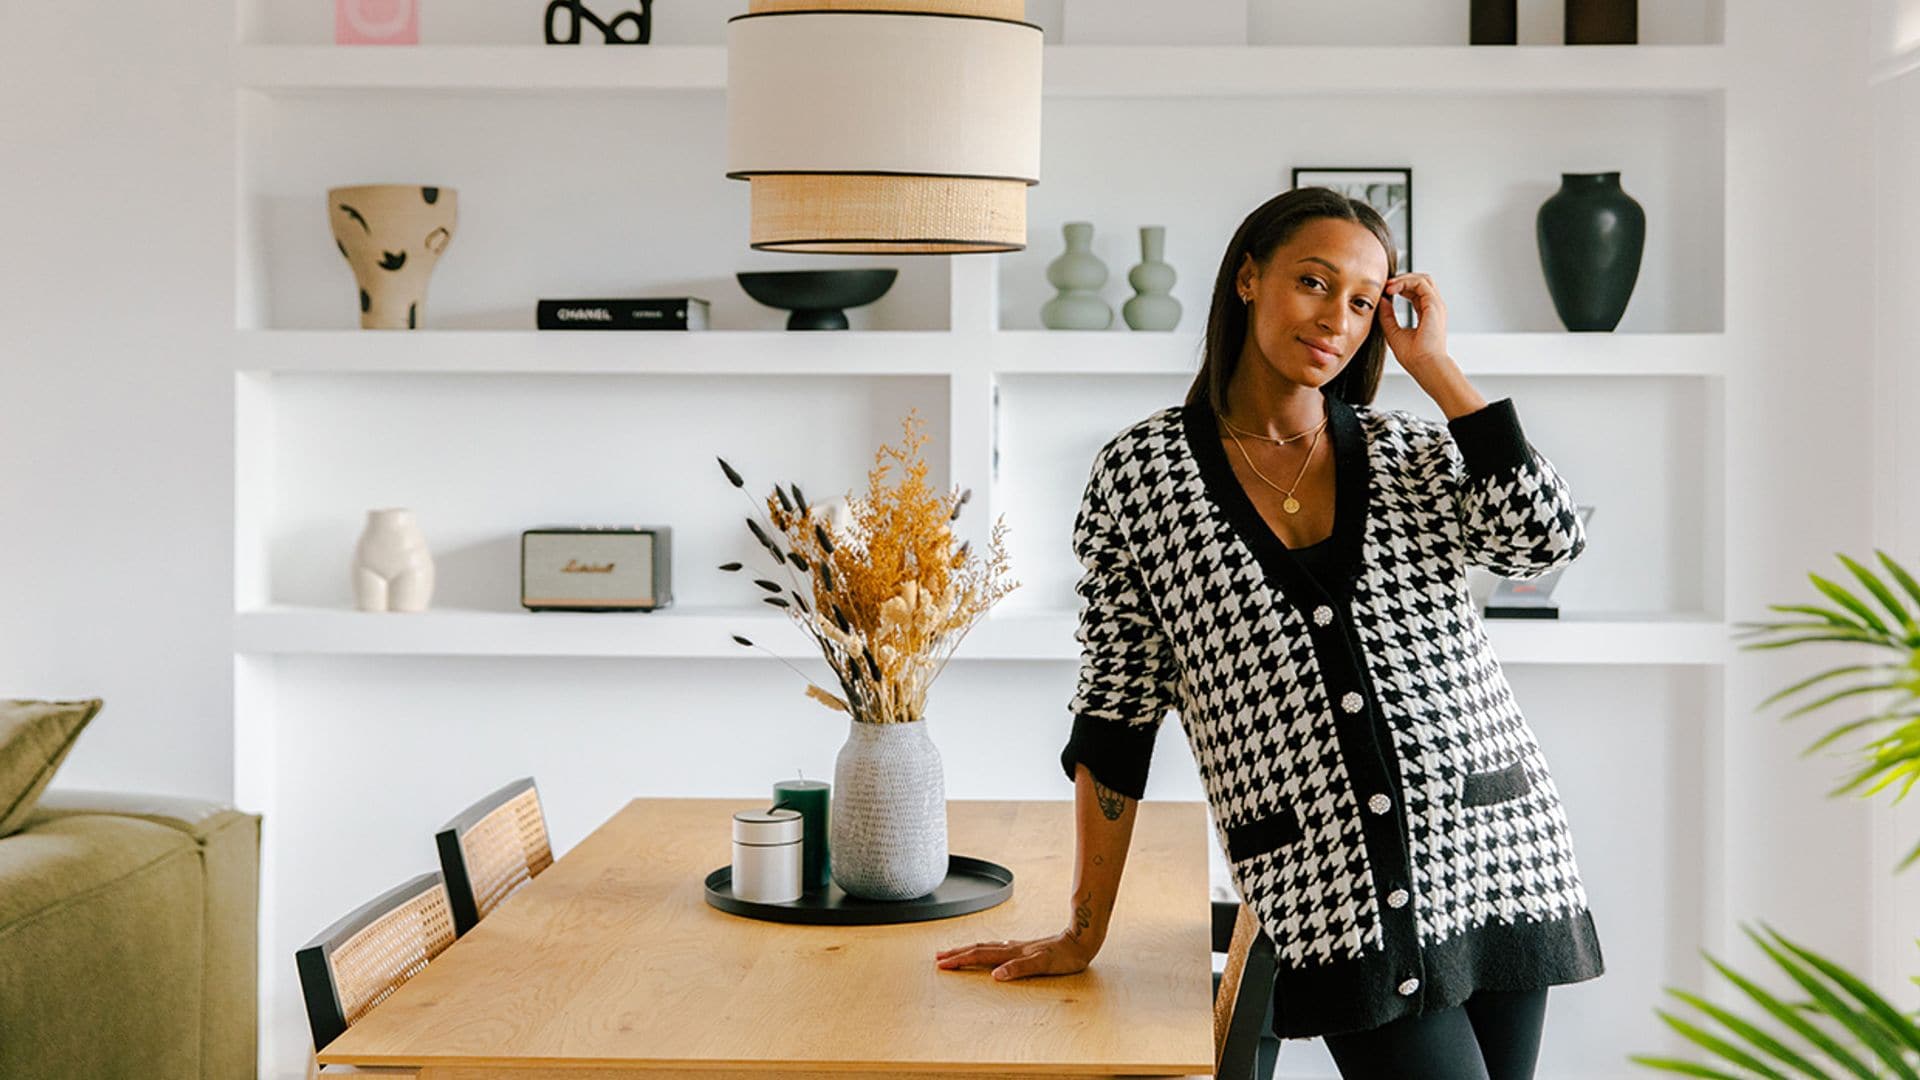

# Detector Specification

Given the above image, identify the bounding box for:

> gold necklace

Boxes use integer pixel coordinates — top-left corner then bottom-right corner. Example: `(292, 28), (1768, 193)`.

(1219, 411), (1326, 446)
(1224, 422), (1323, 515)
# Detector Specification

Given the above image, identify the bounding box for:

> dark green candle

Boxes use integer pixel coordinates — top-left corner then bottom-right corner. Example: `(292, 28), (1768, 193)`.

(771, 778), (831, 891)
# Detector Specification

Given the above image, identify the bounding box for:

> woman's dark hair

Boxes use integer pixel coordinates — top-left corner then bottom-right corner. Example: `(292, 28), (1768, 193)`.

(1185, 187), (1398, 414)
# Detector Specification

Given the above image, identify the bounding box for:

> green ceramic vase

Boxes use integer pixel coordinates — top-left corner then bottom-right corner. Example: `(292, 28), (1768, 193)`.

(1122, 225), (1181, 331)
(1040, 222), (1113, 330)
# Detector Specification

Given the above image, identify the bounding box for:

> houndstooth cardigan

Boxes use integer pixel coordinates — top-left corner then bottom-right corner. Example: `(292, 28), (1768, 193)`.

(1059, 390), (1605, 1039)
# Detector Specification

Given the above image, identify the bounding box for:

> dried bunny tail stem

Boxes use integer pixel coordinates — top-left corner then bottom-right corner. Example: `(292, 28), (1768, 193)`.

(806, 683), (850, 713)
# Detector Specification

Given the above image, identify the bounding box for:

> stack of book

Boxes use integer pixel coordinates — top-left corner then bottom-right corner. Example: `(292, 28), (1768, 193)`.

(536, 297), (710, 330)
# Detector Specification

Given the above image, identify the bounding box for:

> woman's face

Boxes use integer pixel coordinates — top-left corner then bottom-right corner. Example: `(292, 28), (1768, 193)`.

(1236, 217), (1391, 389)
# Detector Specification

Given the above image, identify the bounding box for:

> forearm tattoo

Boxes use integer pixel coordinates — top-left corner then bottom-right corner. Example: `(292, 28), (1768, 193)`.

(1094, 780), (1128, 821)
(1068, 895), (1095, 944)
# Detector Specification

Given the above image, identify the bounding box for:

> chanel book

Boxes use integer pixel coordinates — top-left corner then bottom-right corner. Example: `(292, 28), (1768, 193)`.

(537, 297), (710, 330)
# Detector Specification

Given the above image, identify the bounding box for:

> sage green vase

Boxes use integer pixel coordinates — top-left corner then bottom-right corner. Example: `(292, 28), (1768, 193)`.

(1040, 222), (1113, 330)
(1122, 225), (1181, 331)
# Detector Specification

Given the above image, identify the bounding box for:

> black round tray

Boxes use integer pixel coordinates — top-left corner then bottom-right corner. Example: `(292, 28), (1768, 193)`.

(703, 854), (1013, 925)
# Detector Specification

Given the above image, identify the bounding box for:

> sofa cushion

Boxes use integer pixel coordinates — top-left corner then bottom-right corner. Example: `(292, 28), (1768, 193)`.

(0, 813), (205, 1078)
(0, 698), (103, 837)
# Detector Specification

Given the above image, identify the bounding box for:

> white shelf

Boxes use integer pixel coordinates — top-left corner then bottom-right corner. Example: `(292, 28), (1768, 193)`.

(237, 330), (1728, 379)
(235, 605), (1728, 664)
(236, 330), (966, 376)
(234, 604), (1058, 661)
(990, 331), (1728, 378)
(235, 44), (1729, 97)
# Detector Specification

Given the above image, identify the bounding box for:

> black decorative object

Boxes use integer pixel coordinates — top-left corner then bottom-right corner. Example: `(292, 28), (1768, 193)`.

(702, 854), (1014, 925)
(545, 0), (652, 44)
(1566, 0), (1636, 44)
(736, 269), (899, 330)
(1470, 0), (1517, 45)
(1536, 172), (1645, 332)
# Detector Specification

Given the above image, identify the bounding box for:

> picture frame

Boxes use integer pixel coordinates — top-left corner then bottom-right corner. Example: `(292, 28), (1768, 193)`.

(1290, 167), (1414, 324)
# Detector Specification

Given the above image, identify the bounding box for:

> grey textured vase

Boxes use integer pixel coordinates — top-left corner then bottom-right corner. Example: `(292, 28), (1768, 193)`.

(1122, 225), (1181, 331)
(830, 718), (949, 900)
(1040, 221), (1113, 330)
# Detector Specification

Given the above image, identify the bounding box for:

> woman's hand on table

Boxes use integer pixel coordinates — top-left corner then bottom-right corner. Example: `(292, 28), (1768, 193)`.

(934, 930), (1097, 981)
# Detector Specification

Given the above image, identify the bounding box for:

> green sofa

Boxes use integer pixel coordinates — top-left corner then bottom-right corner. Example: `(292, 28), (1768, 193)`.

(0, 789), (261, 1079)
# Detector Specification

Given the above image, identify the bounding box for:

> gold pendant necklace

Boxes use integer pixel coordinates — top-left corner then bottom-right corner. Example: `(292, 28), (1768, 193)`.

(1220, 412), (1325, 447)
(1224, 422), (1322, 514)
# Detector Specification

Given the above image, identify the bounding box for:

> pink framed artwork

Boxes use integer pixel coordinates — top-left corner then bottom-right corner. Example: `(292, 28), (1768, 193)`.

(336, 0), (418, 45)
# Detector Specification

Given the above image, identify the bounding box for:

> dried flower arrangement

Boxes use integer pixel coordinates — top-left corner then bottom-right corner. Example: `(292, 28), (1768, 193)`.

(718, 409), (1018, 725)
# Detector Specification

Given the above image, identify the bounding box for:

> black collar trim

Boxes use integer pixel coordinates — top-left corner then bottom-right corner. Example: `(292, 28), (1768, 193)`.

(1180, 391), (1372, 608)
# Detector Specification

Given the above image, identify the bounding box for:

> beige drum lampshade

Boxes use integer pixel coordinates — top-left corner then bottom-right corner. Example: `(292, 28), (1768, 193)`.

(725, 0), (1043, 253)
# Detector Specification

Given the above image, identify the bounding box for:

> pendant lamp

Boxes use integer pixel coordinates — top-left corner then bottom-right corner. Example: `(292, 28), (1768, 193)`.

(725, 0), (1044, 254)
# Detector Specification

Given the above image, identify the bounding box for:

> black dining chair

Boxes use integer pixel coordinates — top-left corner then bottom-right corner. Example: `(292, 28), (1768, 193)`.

(294, 871), (457, 1070)
(434, 777), (554, 937)
(1213, 897), (1281, 1080)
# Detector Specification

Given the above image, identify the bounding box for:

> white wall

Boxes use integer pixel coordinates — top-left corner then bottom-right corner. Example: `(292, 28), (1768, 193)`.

(1871, 0), (1920, 1009)
(0, 1), (235, 797)
(0, 0), (1898, 1076)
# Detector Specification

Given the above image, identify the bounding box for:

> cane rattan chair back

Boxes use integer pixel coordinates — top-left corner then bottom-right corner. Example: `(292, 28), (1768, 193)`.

(435, 777), (553, 936)
(1213, 899), (1278, 1080)
(294, 872), (456, 1054)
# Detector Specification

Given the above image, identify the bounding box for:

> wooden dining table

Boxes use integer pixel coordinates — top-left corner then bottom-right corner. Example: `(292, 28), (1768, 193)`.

(317, 797), (1217, 1079)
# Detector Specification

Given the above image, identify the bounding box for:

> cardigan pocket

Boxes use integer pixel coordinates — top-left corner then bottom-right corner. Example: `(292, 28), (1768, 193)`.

(1461, 760), (1533, 807)
(1224, 807), (1306, 862)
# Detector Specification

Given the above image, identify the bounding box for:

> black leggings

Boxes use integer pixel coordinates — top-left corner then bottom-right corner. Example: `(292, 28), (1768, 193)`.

(1320, 988), (1549, 1080)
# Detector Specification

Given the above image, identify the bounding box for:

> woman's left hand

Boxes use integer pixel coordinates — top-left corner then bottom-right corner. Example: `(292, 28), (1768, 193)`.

(1376, 272), (1449, 373)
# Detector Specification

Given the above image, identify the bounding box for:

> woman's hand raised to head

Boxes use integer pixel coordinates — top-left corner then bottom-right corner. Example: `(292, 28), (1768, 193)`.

(934, 929), (1099, 981)
(1376, 271), (1449, 374)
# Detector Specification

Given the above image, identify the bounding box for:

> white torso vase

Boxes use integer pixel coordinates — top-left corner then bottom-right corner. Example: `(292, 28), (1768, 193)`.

(830, 717), (949, 900)
(353, 508), (435, 613)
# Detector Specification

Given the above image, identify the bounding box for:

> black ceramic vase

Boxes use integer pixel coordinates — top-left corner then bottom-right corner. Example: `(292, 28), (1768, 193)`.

(1536, 172), (1645, 332)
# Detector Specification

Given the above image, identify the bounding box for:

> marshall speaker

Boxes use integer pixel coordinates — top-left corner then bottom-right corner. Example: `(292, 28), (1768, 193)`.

(521, 526), (672, 612)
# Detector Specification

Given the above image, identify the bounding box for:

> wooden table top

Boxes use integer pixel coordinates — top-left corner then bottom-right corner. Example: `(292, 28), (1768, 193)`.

(318, 797), (1215, 1078)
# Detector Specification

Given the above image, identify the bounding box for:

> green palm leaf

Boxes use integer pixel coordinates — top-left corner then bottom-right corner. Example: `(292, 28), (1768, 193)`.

(1878, 550), (1920, 612)
(1629, 1057), (1748, 1079)
(1760, 664), (1900, 710)
(1838, 553), (1917, 633)
(1704, 951), (1878, 1078)
(1810, 573), (1894, 636)
(1766, 926), (1920, 1048)
(1653, 1009), (1791, 1079)
(1778, 679), (1912, 721)
(1747, 929), (1919, 1078)
(1663, 987), (1825, 1077)
(1741, 631), (1906, 653)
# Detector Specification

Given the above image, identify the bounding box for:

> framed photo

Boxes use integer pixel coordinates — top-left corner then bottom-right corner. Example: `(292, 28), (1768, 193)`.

(1290, 167), (1413, 323)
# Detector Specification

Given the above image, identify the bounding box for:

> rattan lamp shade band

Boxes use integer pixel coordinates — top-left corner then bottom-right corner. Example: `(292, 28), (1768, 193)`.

(748, 174), (1027, 253)
(726, 3), (1042, 253)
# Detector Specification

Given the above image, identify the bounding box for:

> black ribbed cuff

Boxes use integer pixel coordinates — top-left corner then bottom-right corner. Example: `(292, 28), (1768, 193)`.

(1059, 713), (1159, 800)
(1446, 397), (1530, 479)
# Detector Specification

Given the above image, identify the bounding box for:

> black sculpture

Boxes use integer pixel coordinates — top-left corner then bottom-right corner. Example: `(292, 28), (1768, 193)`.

(545, 0), (652, 45)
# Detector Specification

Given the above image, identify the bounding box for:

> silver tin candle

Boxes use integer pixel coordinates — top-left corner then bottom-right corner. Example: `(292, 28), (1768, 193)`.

(732, 808), (804, 903)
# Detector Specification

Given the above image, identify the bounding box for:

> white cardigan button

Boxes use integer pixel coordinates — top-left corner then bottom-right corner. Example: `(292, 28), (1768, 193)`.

(1398, 977), (1421, 996)
(1313, 605), (1335, 626)
(1341, 691), (1365, 714)
(1387, 888), (1410, 909)
(1368, 794), (1392, 815)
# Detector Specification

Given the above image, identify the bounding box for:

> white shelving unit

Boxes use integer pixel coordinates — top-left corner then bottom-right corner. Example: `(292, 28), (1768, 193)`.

(232, 16), (1734, 1078)
(236, 42), (1730, 96)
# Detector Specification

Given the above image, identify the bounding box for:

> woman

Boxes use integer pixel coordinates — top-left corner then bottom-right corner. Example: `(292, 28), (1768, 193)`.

(934, 187), (1605, 1080)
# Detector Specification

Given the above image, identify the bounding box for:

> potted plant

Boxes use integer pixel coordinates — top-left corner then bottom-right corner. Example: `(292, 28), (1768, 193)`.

(1634, 550), (1920, 1075)
(717, 410), (1018, 900)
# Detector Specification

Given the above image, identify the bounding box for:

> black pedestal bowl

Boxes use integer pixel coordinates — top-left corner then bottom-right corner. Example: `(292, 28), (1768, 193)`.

(736, 269), (898, 331)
